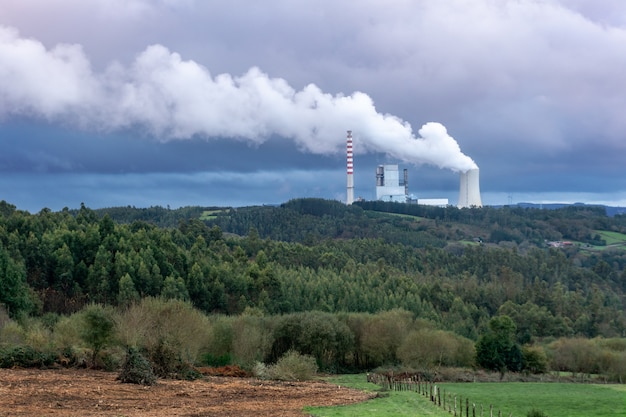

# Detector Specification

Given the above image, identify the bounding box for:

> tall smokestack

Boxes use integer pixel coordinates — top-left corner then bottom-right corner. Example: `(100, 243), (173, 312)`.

(346, 130), (354, 205)
(458, 168), (482, 208)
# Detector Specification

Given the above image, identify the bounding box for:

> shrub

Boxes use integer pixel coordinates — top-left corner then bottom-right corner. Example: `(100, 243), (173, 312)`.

(99, 346), (125, 371)
(51, 314), (83, 351)
(268, 311), (353, 371)
(0, 305), (10, 330)
(0, 320), (25, 346)
(359, 309), (413, 367)
(117, 298), (209, 379)
(268, 350), (318, 381)
(547, 337), (599, 376)
(24, 320), (52, 350)
(0, 345), (55, 368)
(230, 314), (272, 368)
(522, 345), (548, 374)
(79, 304), (117, 367)
(397, 329), (475, 369)
(527, 409), (547, 417)
(204, 315), (233, 363)
(252, 361), (270, 379)
(202, 352), (232, 367)
(117, 347), (157, 386)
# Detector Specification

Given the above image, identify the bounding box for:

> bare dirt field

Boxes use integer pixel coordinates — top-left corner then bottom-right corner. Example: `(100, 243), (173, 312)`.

(0, 368), (375, 416)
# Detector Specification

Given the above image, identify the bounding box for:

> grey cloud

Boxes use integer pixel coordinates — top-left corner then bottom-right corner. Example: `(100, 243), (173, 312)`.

(1, 0), (626, 209)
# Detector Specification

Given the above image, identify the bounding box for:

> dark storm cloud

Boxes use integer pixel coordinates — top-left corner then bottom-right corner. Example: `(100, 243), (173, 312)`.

(1, 1), (626, 210)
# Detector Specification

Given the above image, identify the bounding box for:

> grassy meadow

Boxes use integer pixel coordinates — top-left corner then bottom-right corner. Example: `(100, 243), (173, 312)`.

(442, 382), (626, 417)
(306, 375), (626, 417)
(594, 230), (626, 246)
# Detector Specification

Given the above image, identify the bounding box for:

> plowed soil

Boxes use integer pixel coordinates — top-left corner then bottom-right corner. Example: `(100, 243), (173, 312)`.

(0, 368), (375, 416)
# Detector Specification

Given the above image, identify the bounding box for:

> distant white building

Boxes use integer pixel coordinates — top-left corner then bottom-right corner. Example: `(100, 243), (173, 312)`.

(418, 198), (449, 207)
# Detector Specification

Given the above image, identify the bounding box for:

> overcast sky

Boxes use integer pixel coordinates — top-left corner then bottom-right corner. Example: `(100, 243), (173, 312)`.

(1, 0), (626, 212)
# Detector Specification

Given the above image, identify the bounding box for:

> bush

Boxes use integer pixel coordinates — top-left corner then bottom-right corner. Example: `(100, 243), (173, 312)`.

(79, 304), (117, 367)
(268, 350), (318, 381)
(230, 314), (272, 368)
(522, 345), (548, 374)
(204, 316), (234, 363)
(527, 409), (547, 417)
(0, 320), (25, 345)
(397, 329), (475, 369)
(117, 347), (157, 386)
(99, 346), (125, 371)
(252, 361), (270, 379)
(0, 305), (10, 330)
(51, 314), (83, 350)
(268, 311), (353, 371)
(202, 352), (232, 367)
(0, 345), (55, 368)
(117, 298), (210, 368)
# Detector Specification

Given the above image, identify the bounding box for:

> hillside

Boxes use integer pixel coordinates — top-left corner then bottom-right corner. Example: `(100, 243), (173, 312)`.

(1, 198), (625, 343)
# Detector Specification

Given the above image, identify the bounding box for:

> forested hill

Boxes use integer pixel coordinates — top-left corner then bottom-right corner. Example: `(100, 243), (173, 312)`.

(1, 198), (626, 342)
(88, 198), (624, 249)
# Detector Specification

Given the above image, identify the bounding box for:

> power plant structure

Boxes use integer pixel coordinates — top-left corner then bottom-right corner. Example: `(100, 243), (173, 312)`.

(344, 131), (480, 207)
(457, 168), (483, 208)
(346, 130), (354, 205)
(376, 164), (408, 202)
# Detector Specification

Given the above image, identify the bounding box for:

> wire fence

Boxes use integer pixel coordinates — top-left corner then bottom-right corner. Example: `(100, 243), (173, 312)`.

(367, 372), (516, 417)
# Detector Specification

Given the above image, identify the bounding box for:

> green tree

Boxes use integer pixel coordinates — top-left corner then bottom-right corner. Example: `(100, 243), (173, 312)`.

(161, 275), (190, 301)
(475, 315), (523, 373)
(80, 304), (117, 367)
(0, 246), (34, 318)
(118, 273), (140, 307)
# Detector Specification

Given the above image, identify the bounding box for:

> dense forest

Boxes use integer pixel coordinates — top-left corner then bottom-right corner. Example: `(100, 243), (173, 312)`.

(1, 198), (626, 378)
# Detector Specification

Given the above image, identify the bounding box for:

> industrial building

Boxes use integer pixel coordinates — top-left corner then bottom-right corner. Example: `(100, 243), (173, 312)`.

(376, 164), (408, 202)
(345, 131), (479, 207)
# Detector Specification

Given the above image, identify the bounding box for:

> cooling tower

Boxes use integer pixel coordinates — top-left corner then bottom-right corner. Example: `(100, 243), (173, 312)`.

(458, 168), (482, 208)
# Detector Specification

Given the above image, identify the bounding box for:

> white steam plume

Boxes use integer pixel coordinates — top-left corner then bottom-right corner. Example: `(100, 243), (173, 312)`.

(0, 25), (477, 172)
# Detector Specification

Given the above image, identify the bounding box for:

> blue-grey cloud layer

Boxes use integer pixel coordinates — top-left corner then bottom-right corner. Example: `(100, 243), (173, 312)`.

(1, 0), (626, 211)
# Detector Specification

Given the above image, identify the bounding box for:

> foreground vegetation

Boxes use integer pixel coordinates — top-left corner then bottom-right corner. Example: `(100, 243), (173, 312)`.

(1, 198), (626, 380)
(1, 297), (625, 385)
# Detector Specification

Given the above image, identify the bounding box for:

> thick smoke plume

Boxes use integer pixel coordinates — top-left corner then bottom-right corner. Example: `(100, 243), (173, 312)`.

(0, 25), (477, 172)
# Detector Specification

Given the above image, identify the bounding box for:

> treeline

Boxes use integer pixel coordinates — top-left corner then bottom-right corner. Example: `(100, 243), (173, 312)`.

(1, 199), (626, 344)
(209, 199), (626, 247)
(1, 300), (625, 382)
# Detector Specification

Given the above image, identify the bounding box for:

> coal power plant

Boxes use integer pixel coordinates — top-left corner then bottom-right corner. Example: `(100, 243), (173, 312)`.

(345, 130), (482, 207)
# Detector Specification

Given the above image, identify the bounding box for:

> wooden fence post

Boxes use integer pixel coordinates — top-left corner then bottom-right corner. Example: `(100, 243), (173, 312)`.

(466, 397), (469, 417)
(454, 395), (457, 416)
(490, 404), (493, 417)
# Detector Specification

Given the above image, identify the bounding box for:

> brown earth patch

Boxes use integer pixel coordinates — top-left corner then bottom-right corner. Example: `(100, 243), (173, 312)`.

(0, 368), (375, 416)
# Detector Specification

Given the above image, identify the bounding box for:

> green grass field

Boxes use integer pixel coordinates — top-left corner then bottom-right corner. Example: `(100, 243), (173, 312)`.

(594, 230), (626, 246)
(441, 382), (626, 417)
(305, 375), (451, 417)
(306, 375), (626, 417)
(199, 209), (227, 221)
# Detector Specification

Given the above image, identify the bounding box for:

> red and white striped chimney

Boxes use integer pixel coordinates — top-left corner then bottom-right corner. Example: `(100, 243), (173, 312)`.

(346, 130), (354, 205)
